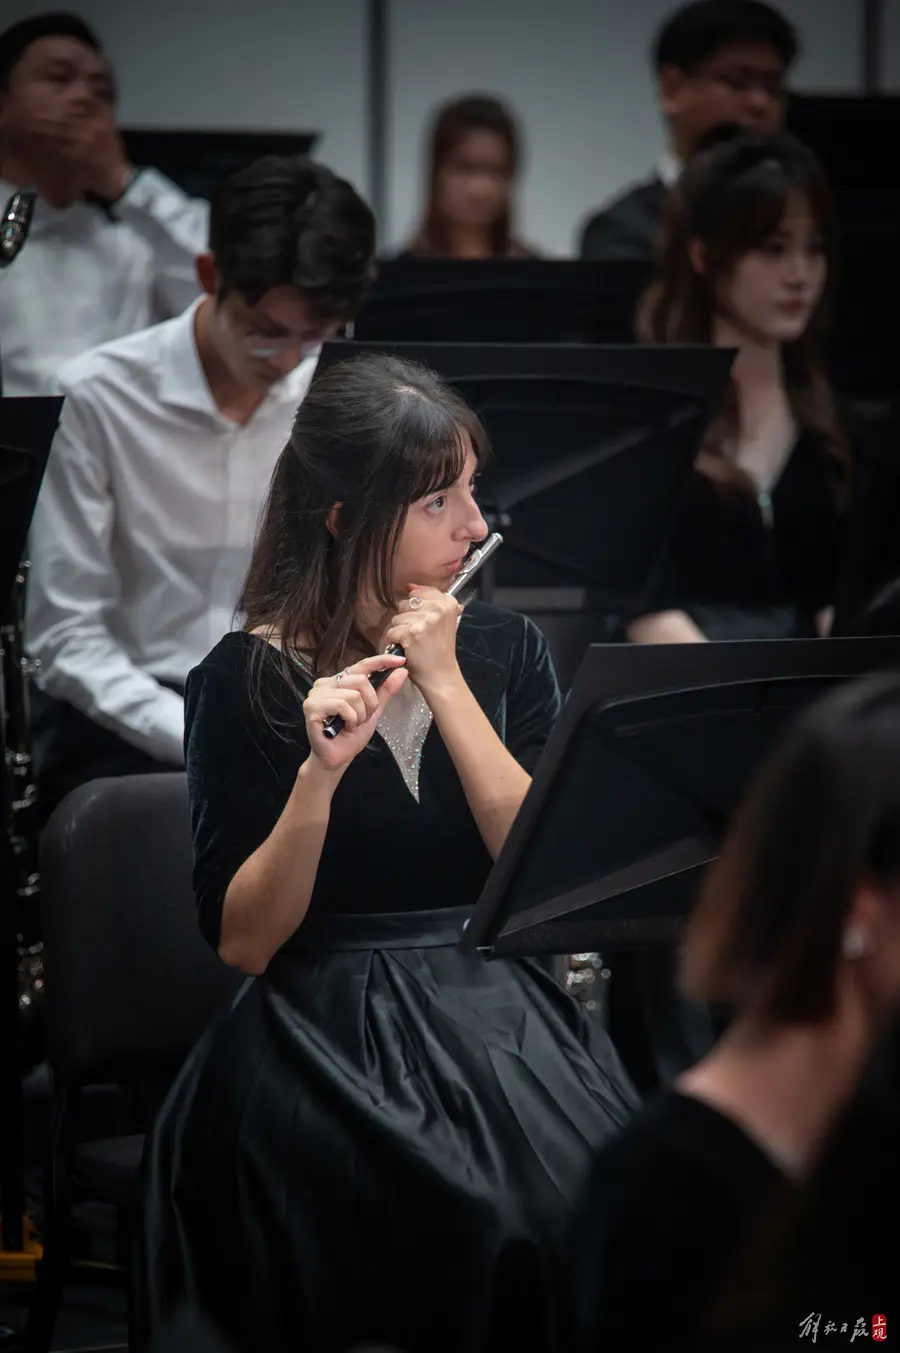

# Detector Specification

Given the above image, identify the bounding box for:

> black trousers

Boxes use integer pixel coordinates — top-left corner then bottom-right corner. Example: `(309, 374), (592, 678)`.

(33, 685), (183, 826)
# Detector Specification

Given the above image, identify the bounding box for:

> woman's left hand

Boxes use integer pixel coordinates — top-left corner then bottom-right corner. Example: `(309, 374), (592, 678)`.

(383, 586), (464, 695)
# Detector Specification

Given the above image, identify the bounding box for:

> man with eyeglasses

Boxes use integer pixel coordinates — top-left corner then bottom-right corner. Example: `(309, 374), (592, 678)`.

(579, 0), (797, 262)
(25, 155), (375, 813)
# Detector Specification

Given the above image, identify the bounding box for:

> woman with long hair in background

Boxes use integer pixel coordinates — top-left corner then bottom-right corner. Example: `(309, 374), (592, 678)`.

(400, 94), (536, 260)
(627, 130), (854, 645)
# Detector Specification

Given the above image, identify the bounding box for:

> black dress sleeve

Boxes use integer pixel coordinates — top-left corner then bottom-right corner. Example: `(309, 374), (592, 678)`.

(505, 614), (563, 773)
(184, 641), (305, 951)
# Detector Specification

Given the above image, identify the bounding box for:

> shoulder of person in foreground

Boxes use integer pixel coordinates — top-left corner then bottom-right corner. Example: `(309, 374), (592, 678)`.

(697, 1019), (900, 1351)
(570, 1090), (786, 1351)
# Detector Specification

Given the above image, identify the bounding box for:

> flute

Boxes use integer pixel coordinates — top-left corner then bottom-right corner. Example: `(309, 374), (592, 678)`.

(322, 531), (503, 740)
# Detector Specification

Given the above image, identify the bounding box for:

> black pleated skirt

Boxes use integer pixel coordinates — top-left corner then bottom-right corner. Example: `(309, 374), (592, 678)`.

(133, 908), (638, 1353)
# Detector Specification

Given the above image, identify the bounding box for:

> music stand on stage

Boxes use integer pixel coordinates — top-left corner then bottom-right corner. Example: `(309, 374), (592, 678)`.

(120, 128), (320, 202)
(352, 258), (652, 345)
(460, 636), (900, 1088)
(316, 343), (733, 657)
(787, 95), (900, 400)
(1, 396), (63, 1265)
(1, 397), (63, 614)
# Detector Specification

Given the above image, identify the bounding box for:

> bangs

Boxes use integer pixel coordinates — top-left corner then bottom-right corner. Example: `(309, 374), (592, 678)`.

(704, 156), (832, 261)
(363, 388), (492, 608)
(407, 427), (467, 502)
(400, 406), (490, 505)
(725, 169), (792, 250)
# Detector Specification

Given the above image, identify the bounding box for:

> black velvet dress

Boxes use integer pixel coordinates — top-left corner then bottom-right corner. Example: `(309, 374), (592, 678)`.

(134, 602), (638, 1353)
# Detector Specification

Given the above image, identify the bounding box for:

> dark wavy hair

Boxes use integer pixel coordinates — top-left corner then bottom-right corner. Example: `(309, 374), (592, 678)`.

(410, 94), (526, 258)
(239, 352), (490, 710)
(208, 155), (376, 322)
(638, 130), (850, 501)
(681, 672), (900, 1023)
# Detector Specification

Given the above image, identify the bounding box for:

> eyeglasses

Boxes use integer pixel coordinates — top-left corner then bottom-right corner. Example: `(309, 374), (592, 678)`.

(227, 303), (330, 361)
(242, 331), (323, 361)
(236, 318), (326, 362)
(703, 68), (787, 100)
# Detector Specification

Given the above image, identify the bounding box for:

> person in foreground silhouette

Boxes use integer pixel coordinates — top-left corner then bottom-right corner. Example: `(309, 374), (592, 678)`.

(570, 672), (900, 1351)
(697, 1010), (900, 1350)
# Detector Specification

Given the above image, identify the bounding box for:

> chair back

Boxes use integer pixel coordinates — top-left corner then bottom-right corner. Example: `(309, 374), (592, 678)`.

(39, 773), (243, 1086)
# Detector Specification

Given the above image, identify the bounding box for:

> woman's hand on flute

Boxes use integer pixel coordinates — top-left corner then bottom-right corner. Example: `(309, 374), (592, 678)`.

(303, 654), (407, 772)
(383, 586), (464, 700)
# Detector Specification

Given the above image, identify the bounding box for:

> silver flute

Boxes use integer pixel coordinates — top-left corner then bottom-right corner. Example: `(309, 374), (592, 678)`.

(322, 532), (503, 739)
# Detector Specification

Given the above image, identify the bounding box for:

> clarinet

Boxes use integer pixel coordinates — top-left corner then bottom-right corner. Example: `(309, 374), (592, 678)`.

(0, 187), (44, 1034)
(0, 565), (44, 1028)
(0, 189), (36, 271)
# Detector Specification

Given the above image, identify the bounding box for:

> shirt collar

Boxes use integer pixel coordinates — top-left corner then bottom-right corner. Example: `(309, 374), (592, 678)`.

(656, 150), (683, 188)
(0, 178), (103, 226)
(157, 297), (316, 419)
(156, 298), (215, 415)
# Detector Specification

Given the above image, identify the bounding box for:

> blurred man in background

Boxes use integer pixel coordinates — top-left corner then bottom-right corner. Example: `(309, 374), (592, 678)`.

(579, 0), (798, 262)
(24, 155), (375, 815)
(0, 11), (207, 394)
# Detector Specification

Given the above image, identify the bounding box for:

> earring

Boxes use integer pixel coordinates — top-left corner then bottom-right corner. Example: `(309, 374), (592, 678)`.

(841, 925), (872, 960)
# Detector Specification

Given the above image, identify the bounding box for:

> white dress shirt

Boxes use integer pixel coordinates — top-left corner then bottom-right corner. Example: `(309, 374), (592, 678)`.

(656, 150), (683, 188)
(24, 298), (318, 765)
(0, 168), (207, 397)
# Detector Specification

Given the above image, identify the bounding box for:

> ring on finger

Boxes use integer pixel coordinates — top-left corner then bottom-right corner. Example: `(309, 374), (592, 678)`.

(336, 669), (347, 687)
(408, 595), (423, 610)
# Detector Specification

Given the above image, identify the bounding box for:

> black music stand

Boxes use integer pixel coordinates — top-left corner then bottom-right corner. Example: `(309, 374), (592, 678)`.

(460, 635), (900, 1089)
(1, 396), (63, 1258)
(832, 393), (900, 638)
(317, 341), (733, 615)
(352, 258), (652, 345)
(787, 95), (900, 401)
(0, 398), (62, 615)
(120, 128), (320, 202)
